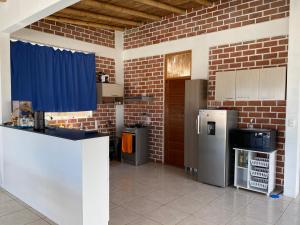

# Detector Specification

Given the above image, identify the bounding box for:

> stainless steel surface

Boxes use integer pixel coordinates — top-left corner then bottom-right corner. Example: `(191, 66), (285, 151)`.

(198, 110), (238, 187)
(122, 127), (148, 166)
(184, 79), (207, 171)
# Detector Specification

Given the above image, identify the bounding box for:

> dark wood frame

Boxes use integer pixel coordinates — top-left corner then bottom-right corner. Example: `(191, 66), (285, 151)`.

(164, 50), (192, 80)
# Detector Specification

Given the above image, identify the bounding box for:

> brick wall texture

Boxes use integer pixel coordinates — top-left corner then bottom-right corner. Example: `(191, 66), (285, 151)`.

(124, 0), (289, 49)
(124, 56), (164, 162)
(28, 19), (115, 48)
(28, 0), (290, 185)
(208, 35), (288, 186)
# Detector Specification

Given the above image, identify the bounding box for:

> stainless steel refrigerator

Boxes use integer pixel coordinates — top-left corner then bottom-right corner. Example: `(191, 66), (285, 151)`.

(197, 109), (238, 187)
(184, 79), (207, 173)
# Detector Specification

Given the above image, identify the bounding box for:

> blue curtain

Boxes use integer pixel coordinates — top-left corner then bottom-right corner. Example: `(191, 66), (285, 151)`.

(11, 41), (96, 112)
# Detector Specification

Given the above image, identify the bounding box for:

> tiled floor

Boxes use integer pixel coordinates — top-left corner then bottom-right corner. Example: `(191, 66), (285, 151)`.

(109, 162), (299, 225)
(1, 162), (300, 225)
(0, 187), (57, 225)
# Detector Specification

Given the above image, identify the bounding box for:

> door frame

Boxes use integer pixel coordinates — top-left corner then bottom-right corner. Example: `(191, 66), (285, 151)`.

(164, 50), (192, 165)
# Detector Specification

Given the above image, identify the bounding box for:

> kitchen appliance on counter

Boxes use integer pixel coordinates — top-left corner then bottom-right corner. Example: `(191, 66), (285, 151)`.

(184, 79), (207, 174)
(121, 125), (148, 166)
(34, 111), (45, 131)
(230, 128), (276, 152)
(197, 109), (238, 187)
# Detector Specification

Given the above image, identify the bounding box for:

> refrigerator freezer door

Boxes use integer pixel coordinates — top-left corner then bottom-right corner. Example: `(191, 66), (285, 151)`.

(198, 110), (227, 187)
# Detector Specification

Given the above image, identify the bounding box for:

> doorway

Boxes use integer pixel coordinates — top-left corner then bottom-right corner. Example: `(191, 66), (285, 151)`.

(164, 51), (191, 167)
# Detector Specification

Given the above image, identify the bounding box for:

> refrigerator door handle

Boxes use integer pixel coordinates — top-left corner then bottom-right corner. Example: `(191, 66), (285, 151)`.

(197, 115), (201, 134)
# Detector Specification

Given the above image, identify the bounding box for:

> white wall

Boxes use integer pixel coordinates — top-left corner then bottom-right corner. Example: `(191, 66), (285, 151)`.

(0, 0), (79, 33)
(12, 28), (119, 59)
(284, 0), (300, 198)
(0, 33), (11, 124)
(115, 31), (124, 137)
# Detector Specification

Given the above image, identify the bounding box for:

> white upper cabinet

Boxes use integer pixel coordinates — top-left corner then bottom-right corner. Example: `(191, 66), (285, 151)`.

(259, 67), (286, 100)
(215, 71), (236, 101)
(236, 69), (260, 100)
(101, 83), (124, 97)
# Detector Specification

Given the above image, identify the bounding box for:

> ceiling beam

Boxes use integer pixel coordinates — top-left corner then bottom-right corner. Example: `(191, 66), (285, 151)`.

(0, 0), (7, 2)
(133, 0), (186, 14)
(46, 16), (124, 31)
(58, 8), (142, 27)
(192, 0), (213, 7)
(80, 0), (161, 21)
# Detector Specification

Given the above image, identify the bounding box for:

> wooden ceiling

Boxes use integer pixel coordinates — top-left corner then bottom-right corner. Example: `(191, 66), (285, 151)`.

(48, 0), (215, 31)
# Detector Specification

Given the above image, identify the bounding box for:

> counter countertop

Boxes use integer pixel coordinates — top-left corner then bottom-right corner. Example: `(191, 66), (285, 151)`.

(1, 125), (108, 141)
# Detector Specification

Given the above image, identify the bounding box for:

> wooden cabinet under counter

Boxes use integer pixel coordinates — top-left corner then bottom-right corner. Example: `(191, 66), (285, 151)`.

(97, 83), (124, 104)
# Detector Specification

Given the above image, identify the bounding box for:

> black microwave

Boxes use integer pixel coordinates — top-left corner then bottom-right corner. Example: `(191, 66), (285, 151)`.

(230, 128), (276, 152)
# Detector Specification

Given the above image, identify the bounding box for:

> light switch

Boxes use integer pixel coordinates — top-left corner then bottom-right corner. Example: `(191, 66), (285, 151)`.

(287, 119), (296, 128)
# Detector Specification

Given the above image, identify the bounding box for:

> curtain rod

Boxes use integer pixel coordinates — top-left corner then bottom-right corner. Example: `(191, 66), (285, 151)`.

(10, 38), (94, 55)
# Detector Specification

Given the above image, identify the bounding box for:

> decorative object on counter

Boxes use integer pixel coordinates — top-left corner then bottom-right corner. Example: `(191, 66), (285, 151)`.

(34, 111), (45, 131)
(96, 72), (110, 83)
(11, 101), (34, 128)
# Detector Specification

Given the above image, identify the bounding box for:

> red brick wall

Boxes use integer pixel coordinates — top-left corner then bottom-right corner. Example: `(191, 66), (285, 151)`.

(208, 35), (288, 186)
(124, 56), (164, 162)
(124, 0), (289, 49)
(28, 19), (115, 48)
(96, 56), (116, 83)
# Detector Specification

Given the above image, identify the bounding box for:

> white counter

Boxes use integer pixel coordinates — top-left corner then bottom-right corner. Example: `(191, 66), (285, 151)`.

(0, 126), (109, 225)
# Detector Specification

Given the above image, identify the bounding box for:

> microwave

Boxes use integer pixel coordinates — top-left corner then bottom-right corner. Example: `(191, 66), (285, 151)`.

(230, 128), (276, 152)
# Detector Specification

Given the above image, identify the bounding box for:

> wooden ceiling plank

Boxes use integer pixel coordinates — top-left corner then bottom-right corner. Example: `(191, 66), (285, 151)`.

(60, 8), (142, 27)
(80, 0), (161, 21)
(192, 0), (213, 7)
(133, 0), (186, 14)
(46, 16), (124, 31)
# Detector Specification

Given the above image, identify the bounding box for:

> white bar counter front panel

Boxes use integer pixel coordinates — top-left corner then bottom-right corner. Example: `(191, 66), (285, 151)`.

(0, 126), (109, 225)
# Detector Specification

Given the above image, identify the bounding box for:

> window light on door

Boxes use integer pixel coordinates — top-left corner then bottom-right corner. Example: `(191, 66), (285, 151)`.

(165, 51), (191, 79)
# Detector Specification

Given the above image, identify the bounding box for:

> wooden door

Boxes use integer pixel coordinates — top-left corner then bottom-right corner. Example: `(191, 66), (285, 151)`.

(165, 78), (189, 167)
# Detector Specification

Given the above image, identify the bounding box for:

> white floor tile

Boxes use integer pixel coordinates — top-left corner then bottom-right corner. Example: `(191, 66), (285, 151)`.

(0, 209), (40, 225)
(176, 215), (215, 225)
(166, 195), (207, 214)
(0, 200), (24, 217)
(122, 196), (162, 215)
(109, 206), (141, 225)
(0, 192), (13, 204)
(144, 189), (182, 205)
(193, 205), (237, 225)
(227, 215), (273, 225)
(238, 198), (287, 224)
(276, 213), (300, 225)
(145, 205), (189, 225)
(27, 219), (52, 225)
(127, 217), (162, 225)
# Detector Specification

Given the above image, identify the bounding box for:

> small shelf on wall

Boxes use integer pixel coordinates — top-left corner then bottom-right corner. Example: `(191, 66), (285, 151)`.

(97, 83), (124, 104)
(124, 96), (154, 102)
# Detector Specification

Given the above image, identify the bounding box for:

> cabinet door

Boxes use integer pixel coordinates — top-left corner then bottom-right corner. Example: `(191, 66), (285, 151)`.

(259, 67), (286, 100)
(102, 84), (124, 97)
(236, 69), (260, 100)
(215, 71), (236, 101)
